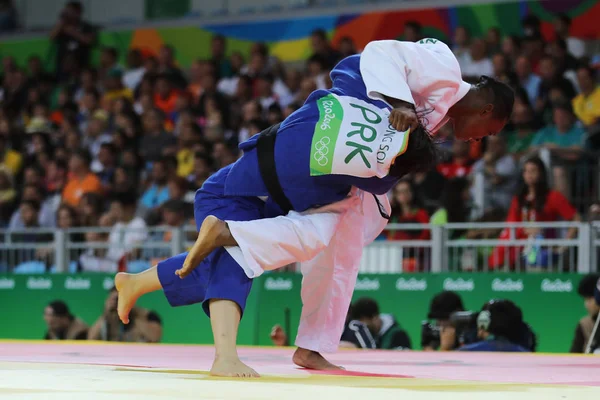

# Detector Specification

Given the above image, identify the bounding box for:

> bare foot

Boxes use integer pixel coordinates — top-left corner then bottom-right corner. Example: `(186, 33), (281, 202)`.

(115, 273), (139, 324)
(292, 347), (344, 370)
(210, 357), (260, 378)
(176, 216), (235, 279)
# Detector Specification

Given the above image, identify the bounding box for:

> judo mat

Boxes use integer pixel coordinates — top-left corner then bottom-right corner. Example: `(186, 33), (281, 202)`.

(1, 340), (599, 400)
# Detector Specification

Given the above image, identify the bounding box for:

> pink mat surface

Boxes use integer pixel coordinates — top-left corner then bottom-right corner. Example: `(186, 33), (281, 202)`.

(1, 341), (599, 386)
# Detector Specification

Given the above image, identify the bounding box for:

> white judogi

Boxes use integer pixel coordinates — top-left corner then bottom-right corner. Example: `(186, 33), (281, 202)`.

(226, 39), (469, 353)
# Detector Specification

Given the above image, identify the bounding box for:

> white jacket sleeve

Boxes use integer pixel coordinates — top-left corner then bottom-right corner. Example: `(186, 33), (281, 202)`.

(359, 39), (469, 122)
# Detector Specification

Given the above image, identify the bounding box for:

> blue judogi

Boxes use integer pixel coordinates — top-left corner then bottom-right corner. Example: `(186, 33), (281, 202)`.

(158, 55), (399, 315)
(458, 338), (528, 352)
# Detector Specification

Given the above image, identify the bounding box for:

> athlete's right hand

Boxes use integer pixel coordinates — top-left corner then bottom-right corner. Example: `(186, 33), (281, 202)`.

(388, 107), (419, 132)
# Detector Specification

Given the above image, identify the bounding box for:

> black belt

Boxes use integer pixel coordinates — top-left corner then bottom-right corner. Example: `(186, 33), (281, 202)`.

(256, 123), (390, 220)
(256, 123), (293, 214)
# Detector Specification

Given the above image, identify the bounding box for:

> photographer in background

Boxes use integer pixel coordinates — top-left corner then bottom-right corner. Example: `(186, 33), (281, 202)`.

(422, 291), (468, 351)
(570, 274), (600, 353)
(458, 299), (535, 352)
(43, 300), (88, 340)
(88, 287), (162, 343)
(350, 298), (411, 350)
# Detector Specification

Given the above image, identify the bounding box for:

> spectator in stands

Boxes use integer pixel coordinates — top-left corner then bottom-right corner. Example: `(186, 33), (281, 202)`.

(572, 66), (600, 145)
(62, 149), (102, 207)
(338, 36), (357, 59)
(310, 28), (341, 69)
(492, 53), (517, 87)
(571, 274), (600, 353)
(88, 287), (162, 342)
(10, 200), (53, 249)
(202, 96), (225, 142)
(140, 158), (170, 212)
(554, 13), (586, 59)
(430, 177), (471, 236)
(461, 38), (493, 80)
(123, 49), (145, 91)
(0, 0), (16, 33)
(106, 191), (148, 266)
(98, 47), (121, 83)
(522, 14), (541, 38)
(211, 141), (237, 170)
(351, 298), (411, 350)
(489, 157), (581, 269)
(103, 70), (133, 104)
(211, 34), (232, 79)
(78, 192), (104, 227)
(471, 135), (518, 211)
(188, 151), (213, 190)
(92, 142), (117, 192)
(437, 140), (473, 179)
(78, 88), (100, 133)
(50, 1), (97, 80)
(0, 166), (15, 225)
(139, 109), (176, 163)
(83, 109), (111, 161)
(536, 55), (576, 116)
(153, 73), (180, 116)
(10, 184), (55, 229)
(44, 300), (88, 340)
(74, 67), (98, 103)
(0, 131), (22, 176)
(387, 179), (429, 240)
(452, 26), (471, 71)
(485, 27), (501, 55)
(530, 102), (586, 197)
(167, 176), (190, 204)
(501, 35), (521, 61)
(503, 95), (538, 160)
(548, 38), (580, 81)
(403, 20), (423, 43)
(157, 45), (187, 90)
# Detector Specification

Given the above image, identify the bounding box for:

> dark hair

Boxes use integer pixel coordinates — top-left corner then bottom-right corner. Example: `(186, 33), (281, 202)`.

(481, 299), (524, 344)
(518, 156), (549, 213)
(307, 54), (328, 71)
(578, 274), (600, 298)
(505, 35), (521, 49)
(428, 291), (465, 319)
(577, 65), (595, 79)
(351, 298), (380, 320)
(102, 46), (118, 60)
(212, 34), (226, 44)
(522, 15), (541, 29)
(163, 199), (185, 214)
(72, 149), (92, 166)
(388, 125), (438, 178)
(311, 28), (327, 41)
(391, 178), (420, 217)
(552, 100), (574, 114)
(57, 204), (79, 226)
(194, 151), (214, 168)
(21, 199), (41, 212)
(111, 191), (137, 208)
(477, 76), (515, 122)
(405, 20), (422, 33)
(440, 177), (470, 224)
(66, 1), (82, 12)
(48, 300), (73, 318)
(557, 13), (571, 27)
(100, 142), (117, 154)
(553, 38), (568, 51)
(249, 118), (270, 132)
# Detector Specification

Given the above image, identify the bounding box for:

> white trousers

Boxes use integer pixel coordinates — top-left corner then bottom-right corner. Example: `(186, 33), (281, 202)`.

(225, 191), (389, 353)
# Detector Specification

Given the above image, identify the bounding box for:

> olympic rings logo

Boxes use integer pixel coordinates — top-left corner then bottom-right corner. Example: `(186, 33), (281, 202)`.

(313, 137), (331, 166)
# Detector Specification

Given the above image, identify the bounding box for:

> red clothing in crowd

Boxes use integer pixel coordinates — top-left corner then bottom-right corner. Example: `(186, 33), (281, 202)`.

(386, 209), (430, 241)
(436, 159), (473, 179)
(488, 190), (577, 268)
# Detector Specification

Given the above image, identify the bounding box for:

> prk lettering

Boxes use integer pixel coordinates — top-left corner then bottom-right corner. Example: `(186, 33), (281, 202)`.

(344, 103), (381, 167)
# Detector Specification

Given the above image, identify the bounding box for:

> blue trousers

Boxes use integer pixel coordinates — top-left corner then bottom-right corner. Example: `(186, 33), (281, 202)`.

(156, 166), (265, 317)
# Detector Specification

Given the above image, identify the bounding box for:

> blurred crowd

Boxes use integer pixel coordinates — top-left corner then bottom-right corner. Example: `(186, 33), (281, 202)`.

(1, 2), (600, 272)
